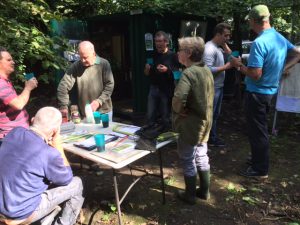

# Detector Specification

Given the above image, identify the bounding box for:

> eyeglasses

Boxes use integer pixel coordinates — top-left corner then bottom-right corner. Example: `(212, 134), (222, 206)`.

(178, 48), (187, 52)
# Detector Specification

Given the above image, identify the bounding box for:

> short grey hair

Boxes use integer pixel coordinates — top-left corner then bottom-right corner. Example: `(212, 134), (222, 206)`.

(178, 37), (205, 62)
(78, 41), (95, 53)
(32, 107), (62, 136)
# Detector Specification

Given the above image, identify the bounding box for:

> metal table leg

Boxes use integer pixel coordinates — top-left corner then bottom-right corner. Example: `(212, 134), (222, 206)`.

(113, 169), (123, 225)
(157, 149), (166, 204)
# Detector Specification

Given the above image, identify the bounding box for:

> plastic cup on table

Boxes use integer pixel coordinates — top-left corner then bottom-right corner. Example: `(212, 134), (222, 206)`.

(101, 113), (109, 128)
(93, 111), (101, 124)
(173, 71), (182, 80)
(94, 134), (105, 152)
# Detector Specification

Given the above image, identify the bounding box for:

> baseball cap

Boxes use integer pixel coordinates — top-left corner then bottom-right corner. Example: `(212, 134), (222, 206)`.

(245, 5), (270, 21)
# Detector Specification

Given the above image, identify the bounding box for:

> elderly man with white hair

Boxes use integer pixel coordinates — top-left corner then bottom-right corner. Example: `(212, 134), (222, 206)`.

(0, 107), (84, 225)
(57, 41), (115, 121)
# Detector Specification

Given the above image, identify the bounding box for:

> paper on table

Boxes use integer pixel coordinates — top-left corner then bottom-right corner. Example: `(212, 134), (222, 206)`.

(110, 131), (127, 138)
(62, 131), (92, 143)
(91, 142), (139, 163)
(110, 142), (135, 154)
(74, 135), (117, 148)
(112, 124), (141, 135)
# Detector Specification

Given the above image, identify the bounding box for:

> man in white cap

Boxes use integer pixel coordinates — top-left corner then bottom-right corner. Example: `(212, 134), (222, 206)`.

(231, 5), (300, 179)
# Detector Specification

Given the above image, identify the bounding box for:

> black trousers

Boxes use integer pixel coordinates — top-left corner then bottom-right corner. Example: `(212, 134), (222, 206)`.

(245, 91), (274, 175)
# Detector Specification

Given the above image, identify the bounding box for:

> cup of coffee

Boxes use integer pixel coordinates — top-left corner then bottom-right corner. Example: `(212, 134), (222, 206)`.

(101, 113), (109, 128)
(94, 134), (105, 152)
(93, 111), (101, 124)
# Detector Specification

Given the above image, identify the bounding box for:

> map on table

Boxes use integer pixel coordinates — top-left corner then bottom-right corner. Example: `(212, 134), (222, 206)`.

(90, 142), (141, 163)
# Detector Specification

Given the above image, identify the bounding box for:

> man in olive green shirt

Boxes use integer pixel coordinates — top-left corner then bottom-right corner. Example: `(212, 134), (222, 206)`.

(57, 41), (114, 119)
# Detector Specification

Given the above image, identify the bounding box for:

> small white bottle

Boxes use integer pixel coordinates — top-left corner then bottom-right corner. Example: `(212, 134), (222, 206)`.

(85, 102), (95, 124)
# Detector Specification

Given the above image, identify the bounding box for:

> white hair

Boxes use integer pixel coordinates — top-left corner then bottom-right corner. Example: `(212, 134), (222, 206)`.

(78, 41), (95, 53)
(32, 107), (62, 136)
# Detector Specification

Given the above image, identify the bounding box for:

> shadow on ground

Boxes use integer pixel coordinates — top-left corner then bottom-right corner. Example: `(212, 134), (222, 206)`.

(69, 98), (300, 225)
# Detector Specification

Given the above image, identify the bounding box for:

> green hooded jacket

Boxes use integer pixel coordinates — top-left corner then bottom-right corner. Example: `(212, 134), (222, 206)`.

(172, 63), (214, 145)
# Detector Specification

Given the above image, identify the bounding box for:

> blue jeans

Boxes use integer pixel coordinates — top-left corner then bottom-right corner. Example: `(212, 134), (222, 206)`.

(177, 138), (210, 177)
(210, 87), (223, 141)
(30, 177), (84, 225)
(245, 92), (274, 175)
(147, 85), (170, 126)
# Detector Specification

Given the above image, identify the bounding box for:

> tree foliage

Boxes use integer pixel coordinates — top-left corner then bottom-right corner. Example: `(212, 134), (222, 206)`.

(0, 0), (67, 88)
(1, 0), (299, 90)
(52, 0), (300, 42)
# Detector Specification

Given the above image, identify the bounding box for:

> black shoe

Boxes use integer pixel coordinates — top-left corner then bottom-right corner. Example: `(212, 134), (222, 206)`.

(246, 156), (252, 165)
(208, 138), (225, 147)
(239, 166), (268, 179)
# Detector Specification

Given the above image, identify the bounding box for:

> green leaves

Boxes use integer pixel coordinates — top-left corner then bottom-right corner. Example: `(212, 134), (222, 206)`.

(242, 196), (259, 205)
(227, 182), (246, 194)
(0, 0), (67, 85)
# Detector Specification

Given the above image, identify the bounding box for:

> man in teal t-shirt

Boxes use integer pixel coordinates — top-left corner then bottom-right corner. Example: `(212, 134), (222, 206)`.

(231, 5), (300, 178)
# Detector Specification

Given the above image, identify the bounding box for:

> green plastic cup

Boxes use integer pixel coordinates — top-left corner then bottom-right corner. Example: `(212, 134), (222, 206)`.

(101, 113), (109, 128)
(173, 71), (182, 80)
(94, 134), (105, 152)
(93, 111), (101, 124)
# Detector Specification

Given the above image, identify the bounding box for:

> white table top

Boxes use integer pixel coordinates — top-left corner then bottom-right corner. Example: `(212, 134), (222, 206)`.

(63, 122), (175, 169)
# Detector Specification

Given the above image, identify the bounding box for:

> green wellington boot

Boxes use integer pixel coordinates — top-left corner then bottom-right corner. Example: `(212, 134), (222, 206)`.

(196, 170), (210, 200)
(177, 175), (197, 205)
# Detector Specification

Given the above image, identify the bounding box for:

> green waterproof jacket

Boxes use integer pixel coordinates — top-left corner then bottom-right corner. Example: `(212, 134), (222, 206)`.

(172, 63), (214, 145)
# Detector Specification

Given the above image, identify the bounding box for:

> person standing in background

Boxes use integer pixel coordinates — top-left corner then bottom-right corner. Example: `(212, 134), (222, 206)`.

(57, 41), (114, 121)
(144, 31), (180, 132)
(173, 37), (214, 204)
(231, 5), (300, 178)
(203, 23), (233, 147)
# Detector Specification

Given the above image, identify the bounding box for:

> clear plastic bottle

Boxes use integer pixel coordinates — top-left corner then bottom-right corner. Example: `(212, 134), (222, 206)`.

(85, 102), (95, 124)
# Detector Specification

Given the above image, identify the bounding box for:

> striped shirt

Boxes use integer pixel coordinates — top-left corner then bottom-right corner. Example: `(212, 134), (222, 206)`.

(0, 77), (29, 138)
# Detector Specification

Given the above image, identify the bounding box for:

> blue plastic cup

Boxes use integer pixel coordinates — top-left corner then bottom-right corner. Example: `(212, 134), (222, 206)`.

(146, 58), (153, 65)
(231, 51), (239, 57)
(94, 134), (105, 152)
(228, 51), (240, 62)
(101, 113), (109, 128)
(93, 111), (101, 124)
(25, 73), (35, 81)
(173, 71), (182, 80)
